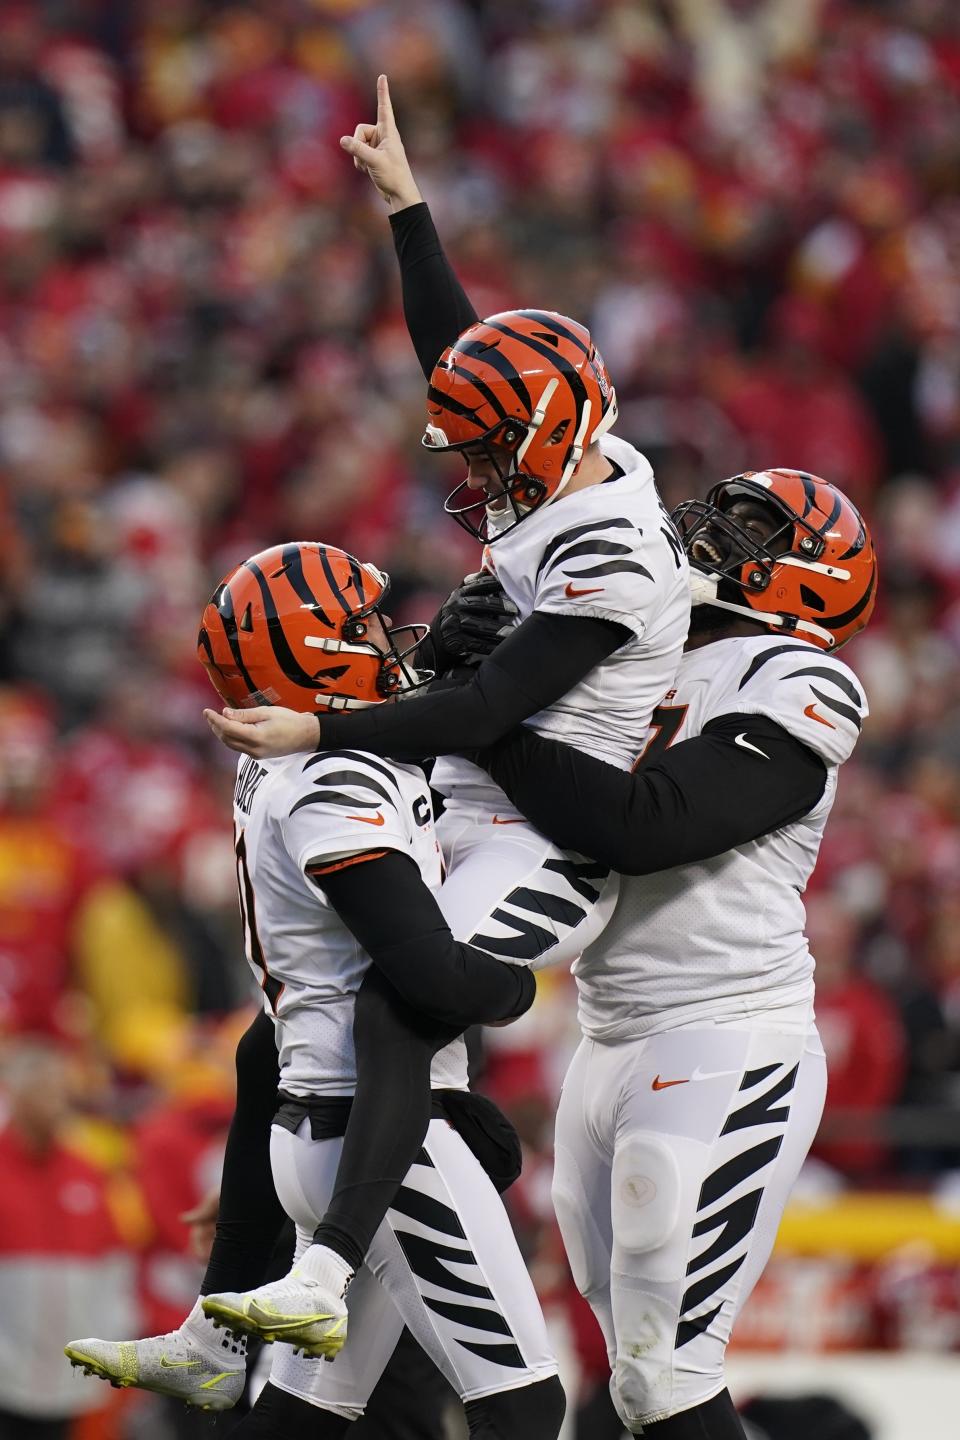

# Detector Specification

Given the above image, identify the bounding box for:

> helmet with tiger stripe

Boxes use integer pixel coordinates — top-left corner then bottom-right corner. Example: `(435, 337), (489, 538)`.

(424, 309), (618, 542)
(672, 469), (877, 651)
(197, 542), (428, 712)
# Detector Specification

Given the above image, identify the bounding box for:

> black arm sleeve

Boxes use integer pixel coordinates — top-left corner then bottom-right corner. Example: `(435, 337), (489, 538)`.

(317, 850), (536, 1027)
(389, 202), (479, 379)
(200, 1009), (288, 1296)
(478, 712), (828, 875)
(310, 851), (535, 1271)
(314, 611), (630, 761)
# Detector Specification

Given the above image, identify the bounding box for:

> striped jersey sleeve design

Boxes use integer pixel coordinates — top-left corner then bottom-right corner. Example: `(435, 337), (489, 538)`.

(731, 643), (868, 767)
(532, 515), (658, 638)
(281, 750), (411, 875)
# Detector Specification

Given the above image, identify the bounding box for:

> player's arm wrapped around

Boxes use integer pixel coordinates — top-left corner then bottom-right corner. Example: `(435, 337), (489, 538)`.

(477, 714), (828, 875)
(316, 610), (627, 759)
(314, 851), (536, 1028)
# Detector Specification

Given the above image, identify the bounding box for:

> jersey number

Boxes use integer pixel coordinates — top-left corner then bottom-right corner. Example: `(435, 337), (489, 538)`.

(235, 830), (284, 1013)
(634, 704), (689, 767)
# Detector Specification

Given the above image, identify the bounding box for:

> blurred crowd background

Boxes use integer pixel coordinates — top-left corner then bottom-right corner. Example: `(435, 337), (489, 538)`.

(1, 1), (959, 1435)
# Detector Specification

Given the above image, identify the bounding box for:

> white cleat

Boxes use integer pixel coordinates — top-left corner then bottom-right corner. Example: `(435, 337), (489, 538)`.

(202, 1248), (351, 1360)
(64, 1321), (245, 1412)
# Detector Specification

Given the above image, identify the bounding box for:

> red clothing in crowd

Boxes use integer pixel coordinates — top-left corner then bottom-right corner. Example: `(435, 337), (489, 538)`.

(815, 977), (906, 1176)
(0, 1126), (135, 1421)
(0, 806), (99, 1031)
(134, 1095), (232, 1336)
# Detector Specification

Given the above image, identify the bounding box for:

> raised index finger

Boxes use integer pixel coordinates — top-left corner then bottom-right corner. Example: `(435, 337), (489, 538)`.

(376, 73), (395, 134)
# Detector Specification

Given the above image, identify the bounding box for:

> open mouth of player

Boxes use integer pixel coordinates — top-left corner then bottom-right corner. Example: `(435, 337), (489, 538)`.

(689, 534), (726, 569)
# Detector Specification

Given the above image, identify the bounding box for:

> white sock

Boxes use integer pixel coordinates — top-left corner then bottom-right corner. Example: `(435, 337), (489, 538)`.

(292, 1244), (354, 1296)
(182, 1298), (246, 1362)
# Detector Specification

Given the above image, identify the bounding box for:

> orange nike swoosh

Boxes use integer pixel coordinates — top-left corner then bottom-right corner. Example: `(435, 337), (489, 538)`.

(348, 812), (385, 825)
(565, 582), (604, 599)
(652, 1075), (689, 1091)
(492, 815), (524, 825)
(804, 702), (836, 729)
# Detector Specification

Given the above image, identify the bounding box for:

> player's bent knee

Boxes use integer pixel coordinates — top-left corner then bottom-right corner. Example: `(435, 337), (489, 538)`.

(611, 1133), (681, 1254)
(465, 1375), (565, 1440)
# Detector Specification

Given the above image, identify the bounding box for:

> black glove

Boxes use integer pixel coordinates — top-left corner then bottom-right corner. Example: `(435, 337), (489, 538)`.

(421, 572), (519, 675)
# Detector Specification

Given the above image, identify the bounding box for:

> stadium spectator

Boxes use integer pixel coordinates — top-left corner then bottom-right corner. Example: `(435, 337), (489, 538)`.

(0, 1033), (136, 1439)
(809, 894), (908, 1178)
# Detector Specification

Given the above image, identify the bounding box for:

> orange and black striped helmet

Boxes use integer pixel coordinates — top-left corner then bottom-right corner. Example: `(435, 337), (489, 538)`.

(673, 469), (877, 651)
(197, 542), (428, 713)
(424, 309), (618, 542)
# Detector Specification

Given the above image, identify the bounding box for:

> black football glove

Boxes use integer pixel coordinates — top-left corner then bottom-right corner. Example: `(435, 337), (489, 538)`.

(420, 572), (519, 676)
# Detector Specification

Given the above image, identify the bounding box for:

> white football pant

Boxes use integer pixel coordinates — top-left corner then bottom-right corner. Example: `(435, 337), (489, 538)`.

(552, 1022), (826, 1429)
(436, 799), (619, 970)
(268, 1118), (558, 1417)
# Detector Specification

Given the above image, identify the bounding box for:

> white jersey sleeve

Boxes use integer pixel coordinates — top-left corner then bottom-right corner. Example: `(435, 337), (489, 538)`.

(532, 513), (671, 639)
(722, 641), (868, 767)
(278, 751), (413, 880)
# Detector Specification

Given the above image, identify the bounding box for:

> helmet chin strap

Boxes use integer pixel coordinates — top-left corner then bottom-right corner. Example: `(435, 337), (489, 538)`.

(689, 570), (836, 648)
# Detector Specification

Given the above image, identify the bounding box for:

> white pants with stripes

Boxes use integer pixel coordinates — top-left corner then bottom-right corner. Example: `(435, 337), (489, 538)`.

(267, 1117), (558, 1417)
(552, 1022), (827, 1429)
(436, 799), (620, 970)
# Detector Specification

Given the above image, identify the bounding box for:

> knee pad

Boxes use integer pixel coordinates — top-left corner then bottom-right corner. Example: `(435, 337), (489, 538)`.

(465, 1375), (565, 1440)
(611, 1132), (681, 1255)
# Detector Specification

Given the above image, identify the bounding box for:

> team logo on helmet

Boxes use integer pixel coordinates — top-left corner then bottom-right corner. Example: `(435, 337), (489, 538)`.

(197, 542), (429, 713)
(422, 309), (619, 543)
(672, 469), (877, 651)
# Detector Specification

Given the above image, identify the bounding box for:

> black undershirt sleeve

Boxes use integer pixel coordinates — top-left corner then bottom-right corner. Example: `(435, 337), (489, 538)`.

(316, 851), (536, 1028)
(315, 611), (630, 761)
(200, 1009), (287, 1297)
(389, 202), (479, 379)
(310, 851), (536, 1271)
(477, 712), (828, 875)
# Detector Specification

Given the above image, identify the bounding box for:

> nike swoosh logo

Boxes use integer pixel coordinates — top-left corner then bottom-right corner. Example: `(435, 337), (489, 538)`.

(348, 812), (385, 825)
(804, 702), (836, 729)
(159, 1356), (199, 1369)
(492, 816), (524, 825)
(689, 1066), (743, 1082)
(651, 1075), (689, 1090)
(565, 582), (604, 599)
(734, 733), (769, 758)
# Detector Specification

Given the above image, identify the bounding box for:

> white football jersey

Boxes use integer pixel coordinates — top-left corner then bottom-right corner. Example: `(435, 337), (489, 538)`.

(574, 634), (868, 1041)
(232, 748), (467, 1096)
(432, 434), (691, 813)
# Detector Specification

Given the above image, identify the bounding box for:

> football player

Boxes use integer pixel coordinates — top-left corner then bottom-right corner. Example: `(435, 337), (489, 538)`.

(67, 542), (565, 1440)
(201, 76), (690, 1373)
(463, 467), (877, 1437)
